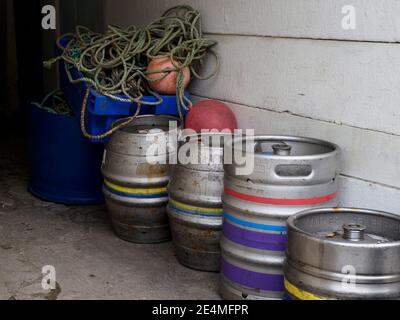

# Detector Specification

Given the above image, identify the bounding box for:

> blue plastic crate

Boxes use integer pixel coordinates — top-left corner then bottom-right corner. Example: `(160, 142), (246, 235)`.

(58, 37), (189, 144)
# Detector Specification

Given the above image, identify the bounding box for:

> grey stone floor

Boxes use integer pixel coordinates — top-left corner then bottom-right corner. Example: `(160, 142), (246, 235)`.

(0, 131), (220, 300)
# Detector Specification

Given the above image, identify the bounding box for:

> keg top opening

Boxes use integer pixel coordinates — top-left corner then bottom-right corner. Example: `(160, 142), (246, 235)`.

(289, 208), (400, 245)
(113, 115), (181, 135)
(236, 136), (338, 158)
(180, 132), (234, 149)
(342, 224), (367, 241)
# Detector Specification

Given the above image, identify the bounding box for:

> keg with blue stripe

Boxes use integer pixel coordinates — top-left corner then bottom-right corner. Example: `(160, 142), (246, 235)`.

(167, 133), (229, 271)
(285, 208), (400, 300)
(220, 135), (340, 300)
(102, 115), (181, 244)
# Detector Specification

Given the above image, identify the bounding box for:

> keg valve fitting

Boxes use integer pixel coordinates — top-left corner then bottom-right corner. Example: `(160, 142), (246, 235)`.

(272, 143), (292, 156)
(342, 224), (366, 241)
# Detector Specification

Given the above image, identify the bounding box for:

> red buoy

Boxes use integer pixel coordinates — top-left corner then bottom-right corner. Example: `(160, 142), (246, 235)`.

(147, 57), (190, 95)
(185, 100), (238, 132)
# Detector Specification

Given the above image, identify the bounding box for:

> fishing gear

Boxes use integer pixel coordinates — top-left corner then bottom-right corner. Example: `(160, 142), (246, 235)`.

(44, 5), (218, 129)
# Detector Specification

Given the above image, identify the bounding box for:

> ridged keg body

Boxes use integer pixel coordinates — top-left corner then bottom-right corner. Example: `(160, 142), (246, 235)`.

(284, 208), (400, 300)
(221, 135), (340, 300)
(168, 134), (228, 271)
(102, 115), (180, 243)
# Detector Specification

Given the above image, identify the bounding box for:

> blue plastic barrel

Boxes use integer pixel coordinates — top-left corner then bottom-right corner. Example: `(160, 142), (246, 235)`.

(28, 103), (104, 205)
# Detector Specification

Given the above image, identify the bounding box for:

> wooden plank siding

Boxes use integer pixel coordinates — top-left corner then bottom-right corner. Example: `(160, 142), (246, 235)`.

(107, 0), (400, 43)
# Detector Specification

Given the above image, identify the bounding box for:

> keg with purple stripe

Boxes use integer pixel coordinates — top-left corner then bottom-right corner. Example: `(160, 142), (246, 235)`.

(220, 135), (340, 300)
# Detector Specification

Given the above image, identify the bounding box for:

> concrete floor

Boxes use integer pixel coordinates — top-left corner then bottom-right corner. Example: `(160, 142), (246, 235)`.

(0, 129), (220, 300)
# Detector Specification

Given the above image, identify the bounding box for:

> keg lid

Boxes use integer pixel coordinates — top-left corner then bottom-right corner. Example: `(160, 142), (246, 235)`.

(286, 208), (400, 280)
(138, 128), (165, 134)
(124, 124), (169, 134)
(315, 223), (392, 244)
(233, 135), (339, 158)
(179, 132), (234, 148)
(225, 135), (340, 186)
(112, 115), (181, 135)
(176, 133), (233, 170)
(289, 208), (400, 245)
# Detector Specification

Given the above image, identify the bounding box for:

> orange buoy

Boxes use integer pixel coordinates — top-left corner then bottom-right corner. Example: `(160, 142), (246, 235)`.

(185, 100), (238, 133)
(147, 57), (191, 95)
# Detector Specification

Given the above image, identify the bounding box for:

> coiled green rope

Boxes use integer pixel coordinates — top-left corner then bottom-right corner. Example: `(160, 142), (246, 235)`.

(44, 5), (218, 139)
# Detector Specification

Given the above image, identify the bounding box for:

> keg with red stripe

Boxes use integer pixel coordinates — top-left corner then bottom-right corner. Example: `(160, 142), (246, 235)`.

(220, 135), (340, 300)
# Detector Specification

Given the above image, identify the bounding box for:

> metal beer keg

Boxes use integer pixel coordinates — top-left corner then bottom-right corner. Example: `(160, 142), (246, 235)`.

(102, 115), (180, 243)
(168, 133), (229, 271)
(220, 135), (340, 300)
(284, 208), (400, 300)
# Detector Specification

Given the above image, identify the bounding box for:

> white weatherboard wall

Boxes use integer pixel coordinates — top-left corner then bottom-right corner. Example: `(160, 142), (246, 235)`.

(105, 0), (400, 214)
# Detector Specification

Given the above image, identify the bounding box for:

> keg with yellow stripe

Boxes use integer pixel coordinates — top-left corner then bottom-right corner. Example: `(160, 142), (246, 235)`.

(220, 135), (340, 300)
(285, 208), (400, 300)
(167, 133), (229, 271)
(102, 115), (181, 244)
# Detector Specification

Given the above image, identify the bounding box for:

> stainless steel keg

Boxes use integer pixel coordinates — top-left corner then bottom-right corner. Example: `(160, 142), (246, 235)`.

(102, 115), (181, 244)
(220, 135), (340, 300)
(284, 208), (400, 300)
(167, 133), (229, 271)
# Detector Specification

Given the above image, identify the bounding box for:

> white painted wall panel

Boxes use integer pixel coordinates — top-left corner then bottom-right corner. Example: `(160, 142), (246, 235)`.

(106, 0), (400, 42)
(339, 176), (400, 215)
(191, 35), (400, 135)
(192, 96), (400, 190)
